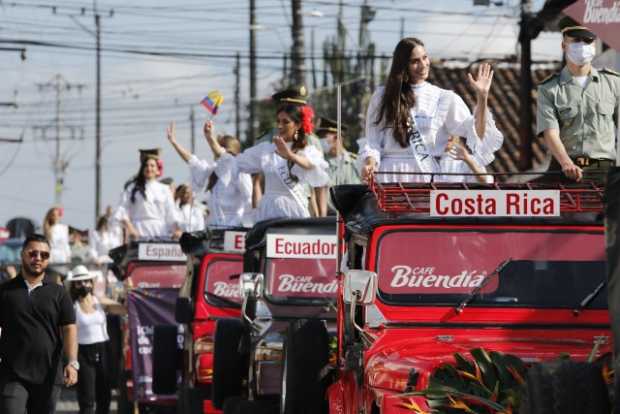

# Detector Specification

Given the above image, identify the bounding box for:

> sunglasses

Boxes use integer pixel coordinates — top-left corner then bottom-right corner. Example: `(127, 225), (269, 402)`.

(27, 250), (50, 260)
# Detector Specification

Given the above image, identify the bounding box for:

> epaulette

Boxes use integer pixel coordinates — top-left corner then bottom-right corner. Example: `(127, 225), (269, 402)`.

(538, 72), (559, 85)
(601, 68), (620, 77)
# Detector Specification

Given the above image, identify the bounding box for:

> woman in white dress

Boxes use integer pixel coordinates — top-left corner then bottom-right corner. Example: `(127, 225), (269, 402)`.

(113, 155), (182, 239)
(174, 184), (206, 232)
(88, 216), (122, 264)
(360, 37), (503, 183)
(43, 206), (71, 264)
(166, 122), (253, 228)
(207, 104), (329, 222)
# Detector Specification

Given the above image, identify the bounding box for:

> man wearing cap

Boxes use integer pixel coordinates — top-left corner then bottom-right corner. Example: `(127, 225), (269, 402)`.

(537, 18), (620, 181)
(0, 234), (78, 413)
(316, 117), (361, 187)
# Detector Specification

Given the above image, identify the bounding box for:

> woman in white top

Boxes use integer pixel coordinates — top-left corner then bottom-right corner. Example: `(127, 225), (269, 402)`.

(174, 184), (206, 232)
(360, 37), (503, 183)
(88, 216), (122, 264)
(166, 122), (253, 228)
(68, 265), (124, 414)
(43, 206), (71, 264)
(113, 155), (182, 240)
(207, 104), (330, 222)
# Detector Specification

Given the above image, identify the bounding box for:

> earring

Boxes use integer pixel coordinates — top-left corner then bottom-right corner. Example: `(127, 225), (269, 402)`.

(294, 130), (299, 140)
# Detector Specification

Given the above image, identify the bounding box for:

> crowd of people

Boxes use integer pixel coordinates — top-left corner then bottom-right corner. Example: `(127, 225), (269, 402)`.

(1, 18), (620, 413)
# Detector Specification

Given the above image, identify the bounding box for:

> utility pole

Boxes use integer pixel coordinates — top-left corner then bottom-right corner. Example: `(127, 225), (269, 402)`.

(94, 0), (102, 220)
(249, 0), (257, 145)
(291, 0), (306, 86)
(518, 0), (534, 170)
(189, 106), (196, 153)
(311, 27), (317, 89)
(234, 52), (241, 140)
(400, 17), (405, 39)
(35, 75), (86, 205)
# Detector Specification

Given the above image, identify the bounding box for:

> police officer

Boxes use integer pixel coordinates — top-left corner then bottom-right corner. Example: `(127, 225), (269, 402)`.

(316, 117), (361, 187)
(537, 18), (620, 182)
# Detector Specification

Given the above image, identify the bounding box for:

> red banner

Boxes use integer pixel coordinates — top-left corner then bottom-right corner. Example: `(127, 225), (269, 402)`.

(564, 0), (620, 51)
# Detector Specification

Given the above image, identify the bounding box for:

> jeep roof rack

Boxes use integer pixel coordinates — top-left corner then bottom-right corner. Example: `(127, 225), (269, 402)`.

(369, 173), (605, 214)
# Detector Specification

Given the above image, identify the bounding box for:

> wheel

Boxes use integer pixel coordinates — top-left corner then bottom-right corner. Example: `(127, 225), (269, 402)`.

(237, 399), (278, 414)
(280, 319), (329, 414)
(117, 371), (133, 414)
(551, 360), (610, 414)
(152, 324), (180, 395)
(223, 396), (245, 414)
(177, 385), (202, 414)
(212, 318), (247, 409)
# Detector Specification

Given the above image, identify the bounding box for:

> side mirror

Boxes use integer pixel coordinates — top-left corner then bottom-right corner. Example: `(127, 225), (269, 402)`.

(240, 272), (264, 299)
(343, 270), (377, 305)
(175, 297), (193, 324)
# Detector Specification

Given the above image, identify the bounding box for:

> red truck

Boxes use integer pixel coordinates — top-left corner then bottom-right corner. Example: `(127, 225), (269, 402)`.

(152, 229), (248, 414)
(109, 240), (186, 414)
(327, 179), (612, 413)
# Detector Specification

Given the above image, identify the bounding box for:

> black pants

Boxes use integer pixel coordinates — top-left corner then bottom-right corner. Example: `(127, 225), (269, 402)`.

(0, 371), (60, 414)
(77, 342), (111, 414)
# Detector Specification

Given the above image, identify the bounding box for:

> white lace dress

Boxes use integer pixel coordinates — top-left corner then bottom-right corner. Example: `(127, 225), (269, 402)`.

(113, 180), (181, 239)
(188, 155), (253, 228)
(217, 142), (329, 222)
(361, 82), (503, 183)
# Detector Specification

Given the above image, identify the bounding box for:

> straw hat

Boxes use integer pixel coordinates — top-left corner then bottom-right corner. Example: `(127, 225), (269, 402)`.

(67, 265), (96, 282)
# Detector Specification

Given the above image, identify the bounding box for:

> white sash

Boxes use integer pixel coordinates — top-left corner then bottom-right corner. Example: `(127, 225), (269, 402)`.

(407, 113), (439, 173)
(275, 157), (308, 212)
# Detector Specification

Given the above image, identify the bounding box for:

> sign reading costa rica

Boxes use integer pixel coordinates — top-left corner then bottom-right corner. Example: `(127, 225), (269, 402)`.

(430, 190), (560, 217)
(138, 243), (187, 261)
(266, 233), (338, 259)
(223, 231), (246, 253)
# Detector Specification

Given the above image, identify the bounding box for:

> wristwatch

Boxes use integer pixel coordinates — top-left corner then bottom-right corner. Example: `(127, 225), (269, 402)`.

(68, 360), (80, 371)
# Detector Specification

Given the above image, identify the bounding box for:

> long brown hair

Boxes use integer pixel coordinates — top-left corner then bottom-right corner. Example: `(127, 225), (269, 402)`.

(276, 104), (313, 182)
(124, 156), (157, 203)
(375, 37), (425, 148)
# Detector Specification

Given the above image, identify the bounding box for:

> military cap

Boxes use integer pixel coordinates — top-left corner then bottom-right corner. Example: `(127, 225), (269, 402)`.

(139, 148), (161, 162)
(316, 117), (348, 137)
(272, 85), (308, 105)
(558, 16), (596, 41)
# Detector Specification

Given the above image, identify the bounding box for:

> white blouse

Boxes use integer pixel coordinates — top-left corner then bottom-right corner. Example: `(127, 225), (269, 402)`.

(48, 223), (71, 264)
(88, 228), (122, 263)
(218, 142), (329, 222)
(177, 202), (206, 232)
(75, 298), (109, 345)
(361, 82), (503, 183)
(113, 180), (181, 239)
(188, 154), (253, 228)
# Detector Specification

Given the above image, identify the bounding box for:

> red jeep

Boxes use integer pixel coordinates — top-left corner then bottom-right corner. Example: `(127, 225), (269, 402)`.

(153, 229), (247, 414)
(109, 240), (186, 413)
(327, 180), (612, 413)
(212, 217), (338, 414)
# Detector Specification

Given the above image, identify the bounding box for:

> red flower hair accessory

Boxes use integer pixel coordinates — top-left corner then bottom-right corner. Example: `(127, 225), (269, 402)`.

(299, 105), (314, 134)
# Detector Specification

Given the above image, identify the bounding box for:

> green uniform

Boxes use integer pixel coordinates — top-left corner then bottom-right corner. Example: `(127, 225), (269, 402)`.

(537, 66), (620, 163)
(326, 150), (361, 187)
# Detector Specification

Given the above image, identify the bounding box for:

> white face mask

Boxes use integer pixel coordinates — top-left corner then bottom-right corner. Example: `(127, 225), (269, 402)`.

(320, 138), (332, 153)
(566, 42), (596, 66)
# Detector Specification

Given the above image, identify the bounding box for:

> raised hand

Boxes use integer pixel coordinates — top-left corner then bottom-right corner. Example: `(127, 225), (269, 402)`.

(166, 121), (176, 144)
(203, 120), (215, 142)
(444, 136), (470, 161)
(274, 136), (294, 160)
(467, 62), (494, 97)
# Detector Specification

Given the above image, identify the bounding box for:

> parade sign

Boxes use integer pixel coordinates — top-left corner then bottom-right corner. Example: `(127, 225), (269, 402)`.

(565, 0), (620, 51)
(205, 259), (243, 303)
(223, 230), (246, 253)
(129, 264), (186, 289)
(430, 190), (560, 217)
(266, 234), (338, 259)
(138, 243), (187, 261)
(127, 288), (181, 401)
(266, 257), (338, 299)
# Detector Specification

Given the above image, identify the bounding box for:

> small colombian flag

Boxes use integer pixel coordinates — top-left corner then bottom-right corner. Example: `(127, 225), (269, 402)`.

(200, 91), (224, 115)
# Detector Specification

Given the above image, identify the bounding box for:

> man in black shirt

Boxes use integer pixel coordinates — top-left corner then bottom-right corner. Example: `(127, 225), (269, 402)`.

(0, 234), (78, 413)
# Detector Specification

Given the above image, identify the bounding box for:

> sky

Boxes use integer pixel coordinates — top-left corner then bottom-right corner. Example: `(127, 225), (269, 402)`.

(0, 0), (564, 230)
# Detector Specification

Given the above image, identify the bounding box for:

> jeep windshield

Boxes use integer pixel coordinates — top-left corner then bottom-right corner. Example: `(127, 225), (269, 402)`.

(376, 229), (606, 309)
(203, 259), (243, 307)
(264, 257), (338, 304)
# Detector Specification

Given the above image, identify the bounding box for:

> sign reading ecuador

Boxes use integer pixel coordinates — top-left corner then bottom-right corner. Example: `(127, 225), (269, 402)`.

(266, 234), (338, 259)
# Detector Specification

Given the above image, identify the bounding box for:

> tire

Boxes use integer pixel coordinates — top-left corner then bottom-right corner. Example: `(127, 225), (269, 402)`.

(152, 324), (180, 395)
(212, 318), (247, 409)
(223, 396), (245, 414)
(237, 399), (278, 414)
(519, 363), (555, 414)
(117, 371), (133, 414)
(552, 360), (610, 414)
(280, 319), (329, 414)
(177, 385), (202, 414)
